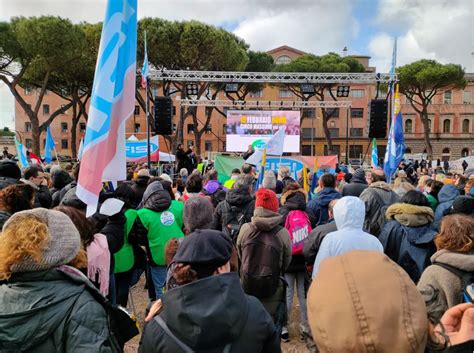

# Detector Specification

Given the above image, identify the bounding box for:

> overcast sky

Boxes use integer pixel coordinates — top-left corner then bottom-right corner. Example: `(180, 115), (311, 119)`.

(1, 0), (474, 128)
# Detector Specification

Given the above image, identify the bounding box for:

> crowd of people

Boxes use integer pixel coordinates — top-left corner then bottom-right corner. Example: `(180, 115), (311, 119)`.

(0, 155), (473, 353)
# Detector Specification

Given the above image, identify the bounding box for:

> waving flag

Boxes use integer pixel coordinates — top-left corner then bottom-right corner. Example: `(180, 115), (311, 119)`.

(309, 157), (319, 199)
(140, 31), (149, 89)
(14, 137), (28, 168)
(383, 84), (405, 182)
(77, 139), (84, 161)
(246, 127), (285, 166)
(302, 165), (309, 193)
(77, 0), (137, 216)
(44, 126), (55, 164)
(255, 148), (267, 190)
(371, 138), (379, 168)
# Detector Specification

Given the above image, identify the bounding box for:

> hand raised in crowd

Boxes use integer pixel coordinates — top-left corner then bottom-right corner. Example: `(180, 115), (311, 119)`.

(436, 303), (474, 346)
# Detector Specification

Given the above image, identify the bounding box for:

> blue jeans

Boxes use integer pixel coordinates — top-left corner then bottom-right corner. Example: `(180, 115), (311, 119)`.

(150, 265), (167, 300)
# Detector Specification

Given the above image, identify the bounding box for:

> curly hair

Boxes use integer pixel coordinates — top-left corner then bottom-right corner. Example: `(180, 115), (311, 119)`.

(172, 263), (219, 286)
(0, 184), (35, 215)
(0, 215), (50, 280)
(435, 214), (474, 252)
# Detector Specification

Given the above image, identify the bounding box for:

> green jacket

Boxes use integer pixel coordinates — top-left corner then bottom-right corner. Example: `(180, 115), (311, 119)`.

(0, 267), (120, 353)
(114, 209), (138, 274)
(426, 194), (439, 211)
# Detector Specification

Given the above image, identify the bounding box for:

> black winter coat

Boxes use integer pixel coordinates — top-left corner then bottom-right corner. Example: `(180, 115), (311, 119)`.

(131, 176), (150, 208)
(303, 221), (337, 265)
(341, 172), (368, 197)
(139, 272), (280, 353)
(212, 187), (255, 232)
(0, 177), (18, 190)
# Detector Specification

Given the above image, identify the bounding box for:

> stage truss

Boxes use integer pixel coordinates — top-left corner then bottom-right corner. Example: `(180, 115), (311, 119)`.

(178, 99), (352, 109)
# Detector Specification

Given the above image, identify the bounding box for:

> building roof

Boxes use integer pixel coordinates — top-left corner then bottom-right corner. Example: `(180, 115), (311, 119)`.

(266, 45), (306, 56)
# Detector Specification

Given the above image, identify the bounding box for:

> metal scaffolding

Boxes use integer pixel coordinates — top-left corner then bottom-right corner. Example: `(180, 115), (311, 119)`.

(150, 69), (395, 84)
(178, 99), (352, 108)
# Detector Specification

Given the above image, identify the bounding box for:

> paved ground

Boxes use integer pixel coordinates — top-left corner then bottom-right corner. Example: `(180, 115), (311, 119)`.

(123, 275), (309, 353)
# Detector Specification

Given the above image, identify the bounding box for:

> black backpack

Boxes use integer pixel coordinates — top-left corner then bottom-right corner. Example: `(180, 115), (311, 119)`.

(434, 262), (474, 303)
(223, 202), (252, 242)
(240, 223), (282, 298)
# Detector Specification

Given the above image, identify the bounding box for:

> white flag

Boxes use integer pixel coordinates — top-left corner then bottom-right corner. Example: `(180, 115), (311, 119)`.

(266, 127), (285, 156)
(246, 148), (264, 166)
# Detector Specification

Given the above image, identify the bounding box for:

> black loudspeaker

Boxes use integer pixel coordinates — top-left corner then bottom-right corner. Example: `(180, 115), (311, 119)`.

(368, 99), (388, 138)
(154, 96), (173, 135)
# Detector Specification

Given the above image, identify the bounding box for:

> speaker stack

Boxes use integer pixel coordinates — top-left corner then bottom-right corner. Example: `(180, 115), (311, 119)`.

(368, 99), (388, 139)
(154, 96), (173, 135)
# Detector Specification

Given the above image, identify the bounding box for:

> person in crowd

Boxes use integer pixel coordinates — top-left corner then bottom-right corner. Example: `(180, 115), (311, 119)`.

(131, 169), (150, 208)
(223, 168), (240, 190)
(278, 183), (316, 342)
(20, 165), (52, 209)
(444, 196), (474, 217)
(158, 173), (172, 184)
(241, 163), (254, 177)
(417, 175), (431, 193)
(176, 143), (193, 175)
(158, 179), (175, 201)
(465, 179), (474, 197)
(50, 169), (73, 207)
(58, 163), (84, 209)
(359, 171), (400, 237)
(262, 170), (277, 192)
(172, 178), (185, 200)
(393, 179), (416, 199)
(274, 171), (284, 195)
(212, 175), (255, 240)
(307, 251), (428, 353)
(341, 168), (368, 197)
(425, 179), (444, 211)
(418, 215), (474, 321)
(179, 167), (189, 184)
(432, 184), (460, 231)
(455, 175), (467, 195)
(279, 165), (295, 187)
(444, 159), (450, 174)
(0, 184), (35, 228)
(202, 169), (225, 207)
(237, 188), (291, 336)
(0, 209), (124, 352)
(303, 199), (338, 265)
(2, 146), (12, 159)
(307, 173), (341, 226)
(243, 144), (255, 160)
(182, 173), (204, 201)
(379, 190), (437, 283)
(462, 159), (469, 173)
(0, 159), (21, 190)
(135, 181), (184, 300)
(312, 197), (383, 278)
(139, 229), (281, 353)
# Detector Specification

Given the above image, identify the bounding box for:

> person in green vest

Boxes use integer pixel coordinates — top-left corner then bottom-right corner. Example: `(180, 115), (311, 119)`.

(223, 168), (241, 190)
(135, 181), (184, 300)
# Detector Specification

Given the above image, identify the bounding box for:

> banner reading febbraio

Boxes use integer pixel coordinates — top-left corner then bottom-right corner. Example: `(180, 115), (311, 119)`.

(225, 110), (300, 152)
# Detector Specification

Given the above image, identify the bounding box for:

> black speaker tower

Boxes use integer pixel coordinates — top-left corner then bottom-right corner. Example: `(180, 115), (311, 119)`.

(368, 99), (388, 139)
(154, 96), (173, 135)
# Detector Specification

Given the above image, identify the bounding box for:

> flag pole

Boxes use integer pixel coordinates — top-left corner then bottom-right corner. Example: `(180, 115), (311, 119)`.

(146, 79), (151, 168)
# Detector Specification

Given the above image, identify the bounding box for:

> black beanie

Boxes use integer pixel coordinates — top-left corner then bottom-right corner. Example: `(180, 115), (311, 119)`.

(445, 196), (474, 216)
(0, 160), (21, 180)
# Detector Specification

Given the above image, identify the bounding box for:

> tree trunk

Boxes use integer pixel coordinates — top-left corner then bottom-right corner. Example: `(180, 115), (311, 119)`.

(71, 102), (78, 159)
(194, 129), (202, 157)
(31, 117), (41, 156)
(421, 108), (433, 159)
(322, 110), (333, 155)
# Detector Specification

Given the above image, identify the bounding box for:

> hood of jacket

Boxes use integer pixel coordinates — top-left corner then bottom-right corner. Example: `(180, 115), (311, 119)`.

(135, 175), (150, 187)
(251, 207), (282, 232)
(161, 272), (248, 349)
(386, 203), (434, 227)
(351, 169), (367, 184)
(225, 187), (253, 207)
(60, 186), (86, 210)
(51, 170), (73, 190)
(0, 267), (95, 351)
(281, 188), (307, 210)
(313, 187), (341, 207)
(438, 184), (460, 204)
(333, 196), (365, 230)
(431, 249), (474, 272)
(203, 180), (221, 195)
(0, 177), (18, 190)
(140, 181), (171, 212)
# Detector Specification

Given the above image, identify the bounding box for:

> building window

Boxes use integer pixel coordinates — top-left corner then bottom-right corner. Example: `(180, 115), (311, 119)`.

(43, 104), (50, 115)
(351, 108), (364, 118)
(25, 139), (32, 149)
(301, 128), (315, 139)
(25, 122), (32, 132)
(151, 87), (159, 97)
(24, 87), (33, 95)
(443, 119), (451, 133)
(80, 123), (86, 132)
(302, 109), (315, 118)
(61, 122), (68, 133)
(462, 148), (470, 157)
(349, 145), (363, 159)
(462, 119), (470, 133)
(463, 91), (471, 104)
(351, 89), (365, 98)
(442, 147), (450, 154)
(222, 124), (227, 134)
(134, 105), (140, 115)
(275, 55), (291, 65)
(134, 123), (140, 133)
(324, 145), (340, 156)
(349, 128), (363, 137)
(249, 90), (263, 98)
(61, 139), (68, 149)
(278, 89), (292, 98)
(443, 90), (452, 104)
(427, 119), (432, 132)
(405, 147), (412, 153)
(205, 141), (212, 151)
(301, 145), (313, 156)
(205, 124), (212, 134)
(325, 108), (339, 118)
(44, 89), (48, 96)
(328, 128), (339, 138)
(187, 124), (195, 134)
(404, 119), (413, 133)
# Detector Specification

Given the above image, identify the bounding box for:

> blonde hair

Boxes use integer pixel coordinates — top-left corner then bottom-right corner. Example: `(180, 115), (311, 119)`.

(0, 216), (50, 280)
(418, 175), (431, 189)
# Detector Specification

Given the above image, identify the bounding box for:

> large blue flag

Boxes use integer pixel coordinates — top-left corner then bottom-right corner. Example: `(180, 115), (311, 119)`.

(141, 31), (149, 89)
(44, 126), (55, 163)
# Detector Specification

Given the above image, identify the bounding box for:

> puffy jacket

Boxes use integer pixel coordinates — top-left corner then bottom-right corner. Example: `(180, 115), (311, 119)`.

(307, 187), (341, 226)
(50, 170), (74, 206)
(0, 267), (121, 353)
(379, 203), (437, 283)
(139, 272), (280, 353)
(359, 182), (400, 237)
(341, 169), (368, 197)
(302, 221), (337, 265)
(131, 176), (149, 208)
(212, 187), (255, 231)
(432, 184), (460, 231)
(278, 188), (316, 272)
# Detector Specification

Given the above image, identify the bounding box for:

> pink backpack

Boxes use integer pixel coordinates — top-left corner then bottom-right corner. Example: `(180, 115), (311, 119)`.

(284, 210), (312, 255)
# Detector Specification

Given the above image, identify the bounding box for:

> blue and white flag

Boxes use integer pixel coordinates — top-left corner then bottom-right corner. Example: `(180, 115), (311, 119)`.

(246, 127), (285, 166)
(44, 126), (55, 164)
(371, 138), (378, 168)
(14, 137), (28, 168)
(77, 139), (84, 161)
(140, 31), (149, 89)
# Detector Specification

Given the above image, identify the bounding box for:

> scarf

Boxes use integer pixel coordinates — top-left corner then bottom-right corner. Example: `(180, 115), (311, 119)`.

(386, 203), (434, 227)
(86, 233), (110, 296)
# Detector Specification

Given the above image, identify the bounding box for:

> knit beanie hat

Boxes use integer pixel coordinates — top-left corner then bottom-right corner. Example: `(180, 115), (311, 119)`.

(445, 196), (474, 216)
(0, 160), (21, 180)
(255, 188), (279, 212)
(2, 208), (81, 273)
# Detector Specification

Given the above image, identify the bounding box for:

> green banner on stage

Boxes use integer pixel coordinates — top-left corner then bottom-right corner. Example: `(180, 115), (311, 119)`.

(214, 155), (245, 183)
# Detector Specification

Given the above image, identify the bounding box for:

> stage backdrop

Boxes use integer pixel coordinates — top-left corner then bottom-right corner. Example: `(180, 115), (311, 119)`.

(225, 110), (300, 153)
